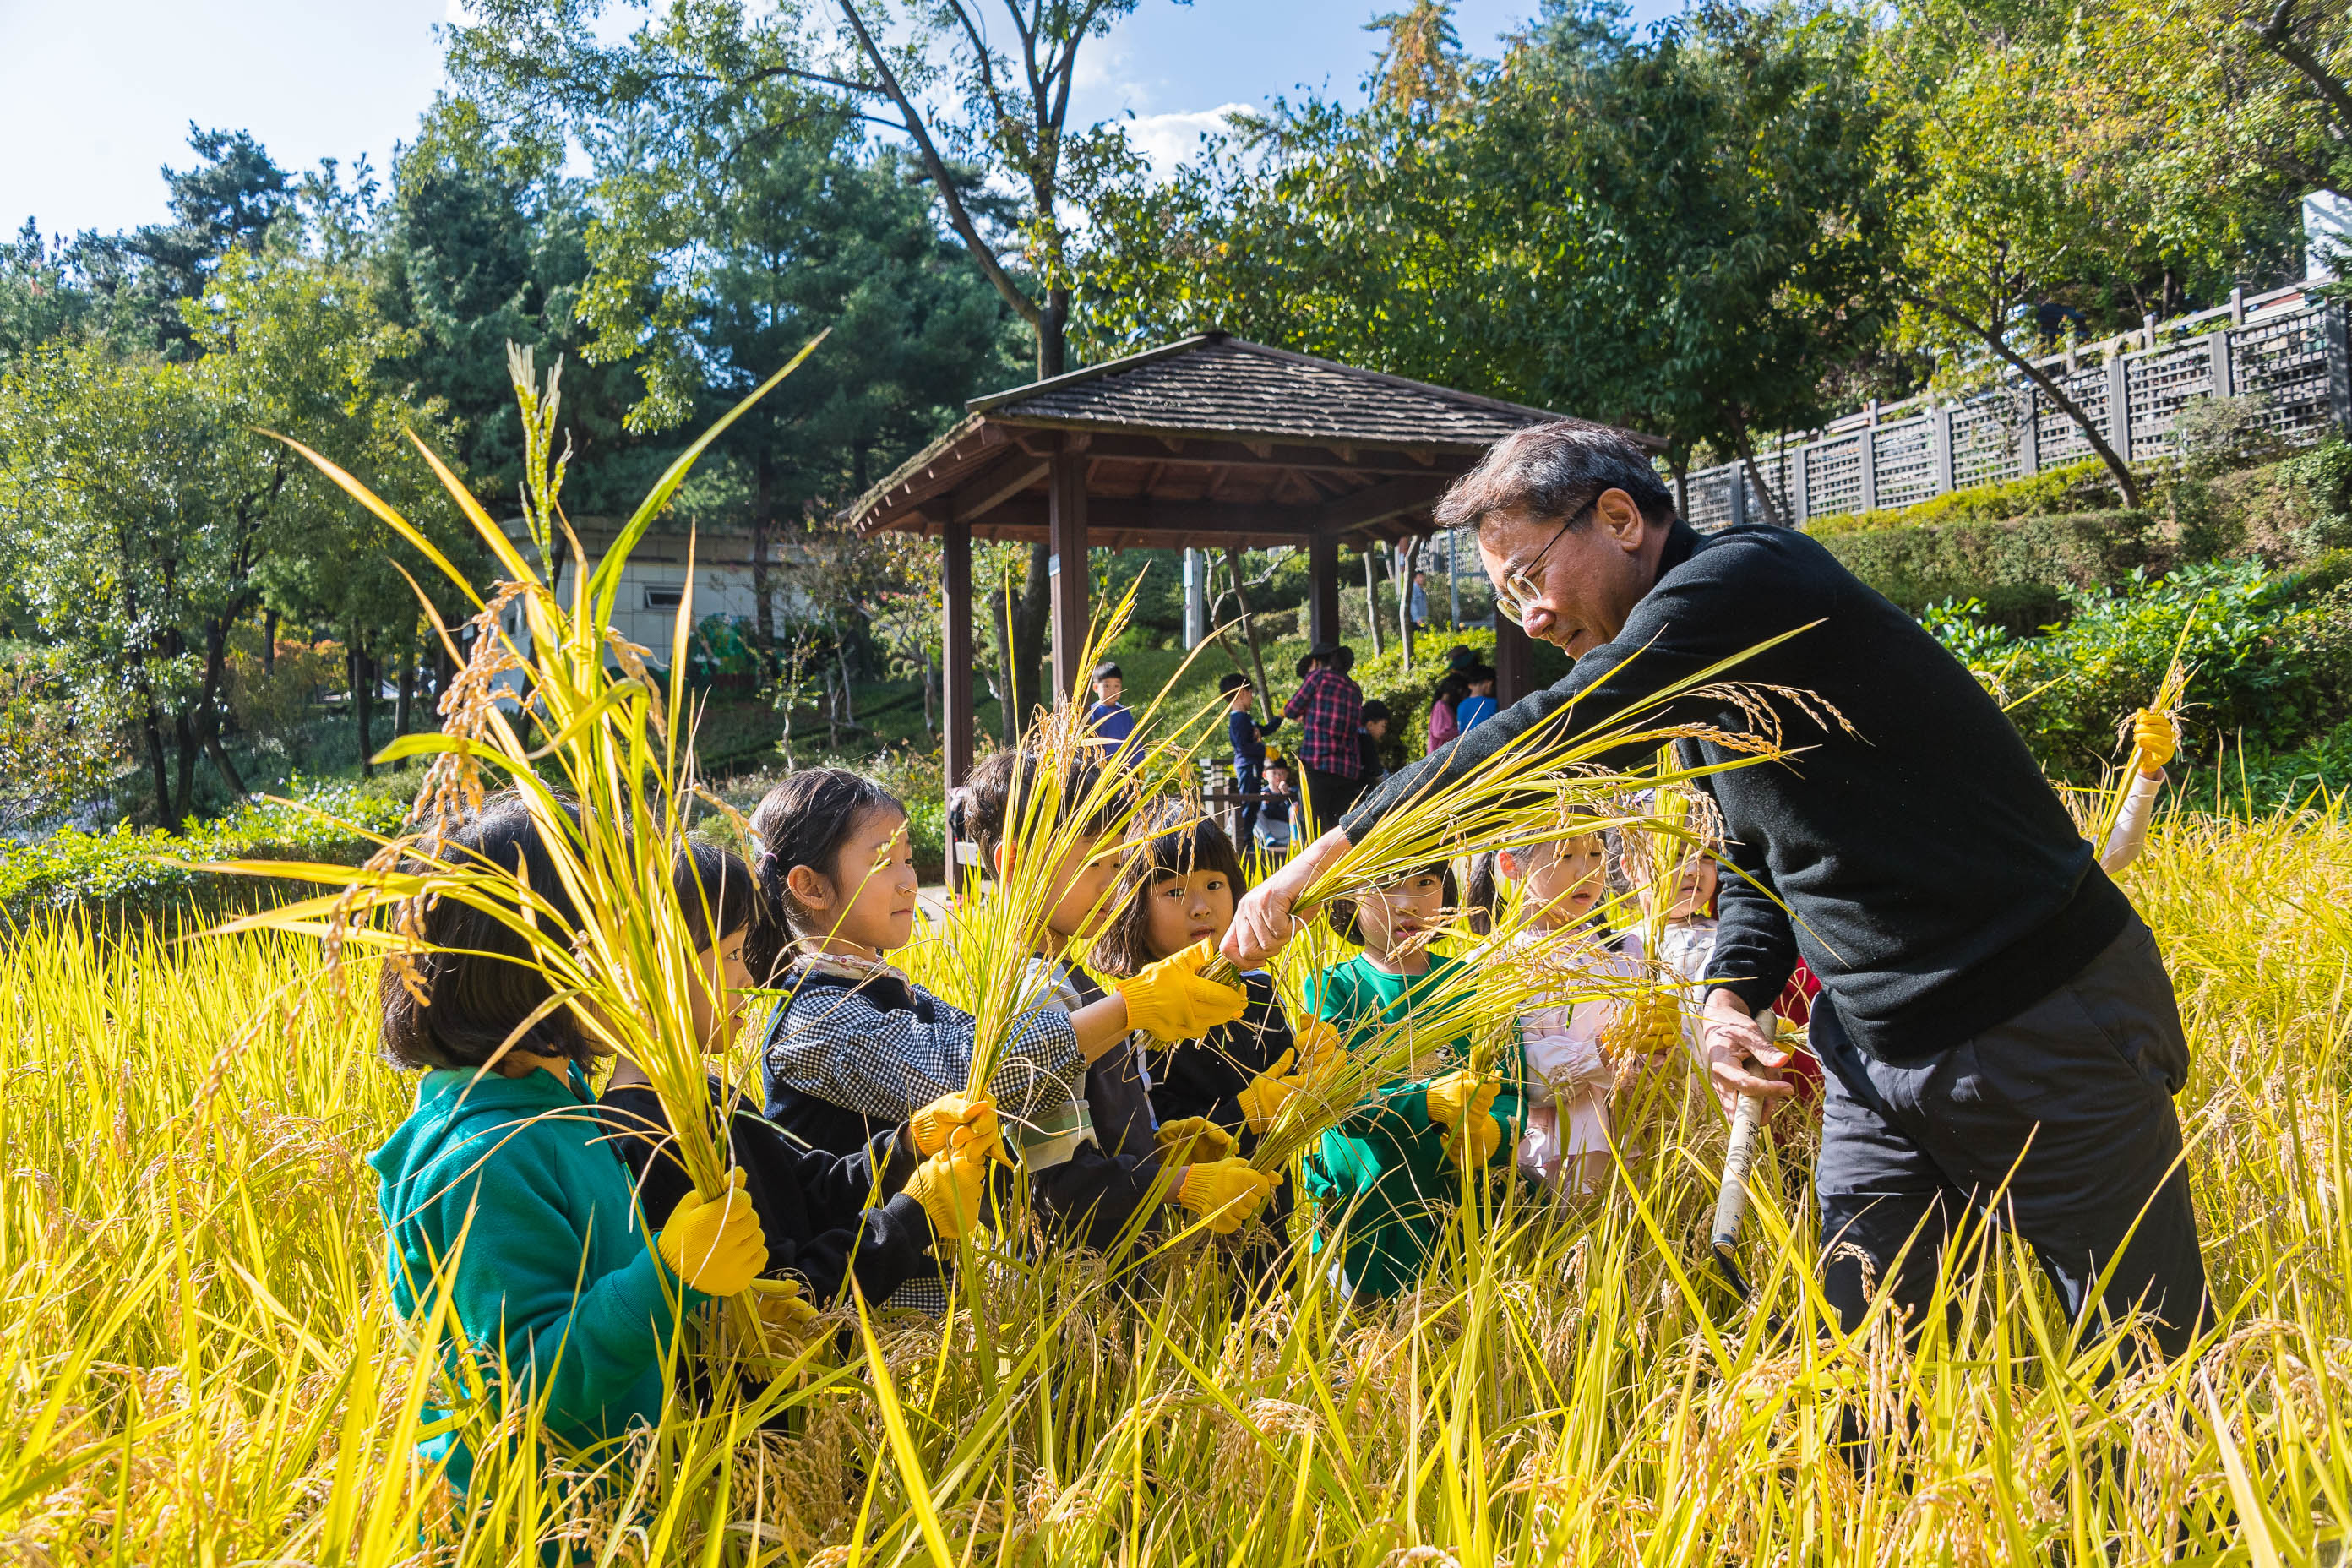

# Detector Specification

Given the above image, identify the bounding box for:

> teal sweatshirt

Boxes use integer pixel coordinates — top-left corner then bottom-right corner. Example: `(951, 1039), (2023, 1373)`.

(369, 1063), (703, 1492)
(1303, 954), (1524, 1298)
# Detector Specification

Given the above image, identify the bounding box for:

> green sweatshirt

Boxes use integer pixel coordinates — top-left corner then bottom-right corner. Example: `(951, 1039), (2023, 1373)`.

(369, 1063), (703, 1493)
(1303, 954), (1524, 1298)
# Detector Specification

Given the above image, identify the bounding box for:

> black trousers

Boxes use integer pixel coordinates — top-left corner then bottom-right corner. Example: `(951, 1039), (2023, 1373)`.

(1298, 765), (1363, 837)
(1813, 917), (2208, 1358)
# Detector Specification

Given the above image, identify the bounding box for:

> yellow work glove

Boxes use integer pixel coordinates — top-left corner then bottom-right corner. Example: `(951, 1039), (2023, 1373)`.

(1116, 939), (1250, 1043)
(656, 1167), (767, 1297)
(1155, 1115), (1238, 1166)
(908, 1092), (1003, 1164)
(2132, 708), (2176, 773)
(1235, 1048), (1306, 1135)
(1600, 989), (1682, 1063)
(904, 1146), (988, 1242)
(748, 1276), (824, 1337)
(1424, 1069), (1502, 1164)
(1293, 1019), (1346, 1081)
(1173, 1157), (1279, 1234)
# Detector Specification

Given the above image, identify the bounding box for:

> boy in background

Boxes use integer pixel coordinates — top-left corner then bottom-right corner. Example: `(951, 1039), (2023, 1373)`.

(1220, 672), (1281, 845)
(1255, 753), (1298, 855)
(1086, 662), (1136, 764)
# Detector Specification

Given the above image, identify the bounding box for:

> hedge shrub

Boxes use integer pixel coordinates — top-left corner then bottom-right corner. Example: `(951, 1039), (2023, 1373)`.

(1821, 509), (2157, 630)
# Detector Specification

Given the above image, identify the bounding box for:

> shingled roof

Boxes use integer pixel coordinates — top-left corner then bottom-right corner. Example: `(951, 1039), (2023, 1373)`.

(844, 331), (1649, 551)
(967, 333), (1567, 447)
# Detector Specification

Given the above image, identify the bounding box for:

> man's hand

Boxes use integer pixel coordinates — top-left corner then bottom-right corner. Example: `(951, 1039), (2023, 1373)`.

(1222, 827), (1351, 967)
(1698, 989), (1795, 1119)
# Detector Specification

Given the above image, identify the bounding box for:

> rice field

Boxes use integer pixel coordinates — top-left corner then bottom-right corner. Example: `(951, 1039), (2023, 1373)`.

(0, 800), (2347, 1565)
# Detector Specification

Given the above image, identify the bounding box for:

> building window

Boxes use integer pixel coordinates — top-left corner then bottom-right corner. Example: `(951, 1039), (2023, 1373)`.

(644, 585), (684, 612)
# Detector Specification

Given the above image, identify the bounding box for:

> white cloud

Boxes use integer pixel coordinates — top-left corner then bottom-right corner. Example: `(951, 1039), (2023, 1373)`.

(1119, 104), (1252, 177)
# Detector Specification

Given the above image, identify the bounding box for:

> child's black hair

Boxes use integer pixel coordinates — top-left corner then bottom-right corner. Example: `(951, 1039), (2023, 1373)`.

(744, 767), (906, 982)
(1217, 672), (1252, 697)
(1432, 672), (1468, 710)
(1361, 699), (1391, 725)
(1092, 661), (1123, 683)
(674, 836), (757, 956)
(1462, 850), (1500, 938)
(950, 747), (1124, 881)
(1089, 800), (1249, 978)
(379, 793), (595, 1071)
(1325, 861), (1459, 947)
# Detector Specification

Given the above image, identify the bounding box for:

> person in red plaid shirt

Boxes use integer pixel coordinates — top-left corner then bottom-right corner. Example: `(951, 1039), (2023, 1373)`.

(1282, 642), (1364, 832)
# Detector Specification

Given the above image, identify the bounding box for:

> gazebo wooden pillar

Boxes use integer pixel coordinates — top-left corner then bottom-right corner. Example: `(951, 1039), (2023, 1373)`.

(844, 332), (1650, 790)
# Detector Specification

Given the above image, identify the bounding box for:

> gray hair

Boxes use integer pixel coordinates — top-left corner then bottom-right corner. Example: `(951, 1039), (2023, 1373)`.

(1434, 422), (1676, 537)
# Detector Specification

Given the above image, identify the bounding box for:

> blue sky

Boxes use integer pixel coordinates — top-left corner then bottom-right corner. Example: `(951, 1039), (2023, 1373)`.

(1, 0), (1682, 241)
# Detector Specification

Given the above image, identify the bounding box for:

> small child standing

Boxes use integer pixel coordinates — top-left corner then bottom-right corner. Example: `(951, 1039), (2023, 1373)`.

(1304, 864), (1522, 1299)
(1484, 832), (1675, 1194)
(1220, 672), (1282, 846)
(1454, 666), (1499, 733)
(598, 838), (991, 1331)
(1088, 806), (1330, 1200)
(369, 797), (768, 1494)
(1255, 754), (1298, 855)
(1084, 662), (1137, 765)
(953, 753), (1274, 1249)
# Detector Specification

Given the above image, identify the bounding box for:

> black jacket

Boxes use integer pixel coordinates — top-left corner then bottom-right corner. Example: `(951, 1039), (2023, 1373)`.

(598, 1078), (943, 1307)
(1343, 520), (2132, 1061)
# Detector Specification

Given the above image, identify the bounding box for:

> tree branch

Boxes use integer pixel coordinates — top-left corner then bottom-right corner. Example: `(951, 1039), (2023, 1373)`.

(834, 0), (1041, 326)
(1910, 288), (2141, 509)
(2250, 0), (2352, 141)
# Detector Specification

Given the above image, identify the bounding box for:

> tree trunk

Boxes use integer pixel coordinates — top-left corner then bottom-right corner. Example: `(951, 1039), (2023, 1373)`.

(1007, 546), (1050, 735)
(1222, 549), (1273, 721)
(923, 654), (938, 738)
(172, 710), (197, 826)
(197, 622), (248, 798)
(354, 639), (375, 780)
(751, 448), (777, 656)
(144, 697), (171, 830)
(1729, 425), (1788, 528)
(990, 575), (1020, 743)
(1038, 293), (1068, 379)
(1398, 538), (1422, 661)
(263, 608), (278, 678)
(395, 631), (416, 741)
(1363, 550), (1385, 659)
(1923, 292), (2142, 508)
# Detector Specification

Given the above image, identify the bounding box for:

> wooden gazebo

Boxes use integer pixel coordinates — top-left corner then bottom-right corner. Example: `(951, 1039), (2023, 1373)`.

(843, 331), (1631, 784)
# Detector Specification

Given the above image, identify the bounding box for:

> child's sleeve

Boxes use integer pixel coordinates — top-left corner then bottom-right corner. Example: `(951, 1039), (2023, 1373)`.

(768, 982), (1081, 1124)
(738, 1114), (943, 1306)
(1028, 1145), (1171, 1253)
(435, 1142), (697, 1429)
(2099, 770), (2164, 874)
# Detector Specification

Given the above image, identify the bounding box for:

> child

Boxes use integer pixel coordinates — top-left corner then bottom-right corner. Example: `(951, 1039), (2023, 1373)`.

(1455, 666), (1499, 733)
(1220, 672), (1282, 846)
(1089, 804), (1331, 1192)
(1304, 863), (1522, 1299)
(598, 838), (993, 1327)
(755, 765), (1266, 1285)
(1085, 661), (1136, 763)
(1255, 754), (1298, 855)
(2100, 707), (2176, 874)
(369, 795), (770, 1494)
(1426, 672), (1467, 754)
(1615, 804), (1827, 1108)
(1484, 832), (1674, 1193)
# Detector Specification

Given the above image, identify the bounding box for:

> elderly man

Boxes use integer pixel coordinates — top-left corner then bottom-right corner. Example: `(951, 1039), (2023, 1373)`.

(1225, 422), (2207, 1356)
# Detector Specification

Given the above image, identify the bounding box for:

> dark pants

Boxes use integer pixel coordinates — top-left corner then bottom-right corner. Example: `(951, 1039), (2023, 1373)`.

(1233, 763), (1263, 847)
(1298, 765), (1363, 836)
(1814, 917), (2208, 1358)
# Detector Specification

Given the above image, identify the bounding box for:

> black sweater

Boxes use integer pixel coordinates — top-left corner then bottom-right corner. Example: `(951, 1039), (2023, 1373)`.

(1342, 520), (2132, 1062)
(598, 1078), (944, 1307)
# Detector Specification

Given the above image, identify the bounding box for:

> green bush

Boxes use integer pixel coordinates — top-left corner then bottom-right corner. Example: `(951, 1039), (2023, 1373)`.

(2, 776), (413, 923)
(1926, 559), (2352, 780)
(2281, 437), (2352, 556)
(1824, 509), (2157, 631)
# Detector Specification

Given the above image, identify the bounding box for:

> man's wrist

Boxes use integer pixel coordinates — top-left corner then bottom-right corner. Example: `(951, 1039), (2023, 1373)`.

(1703, 987), (1754, 1019)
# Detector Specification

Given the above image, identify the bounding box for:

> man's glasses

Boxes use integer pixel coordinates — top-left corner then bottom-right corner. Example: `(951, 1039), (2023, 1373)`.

(1492, 496), (1598, 627)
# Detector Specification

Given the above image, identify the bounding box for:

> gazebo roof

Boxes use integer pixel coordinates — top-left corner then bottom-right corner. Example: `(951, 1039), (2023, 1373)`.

(843, 332), (1642, 552)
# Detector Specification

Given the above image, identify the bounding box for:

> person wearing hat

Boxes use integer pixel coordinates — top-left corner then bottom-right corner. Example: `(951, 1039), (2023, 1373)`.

(1281, 642), (1365, 834)
(1219, 672), (1282, 846)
